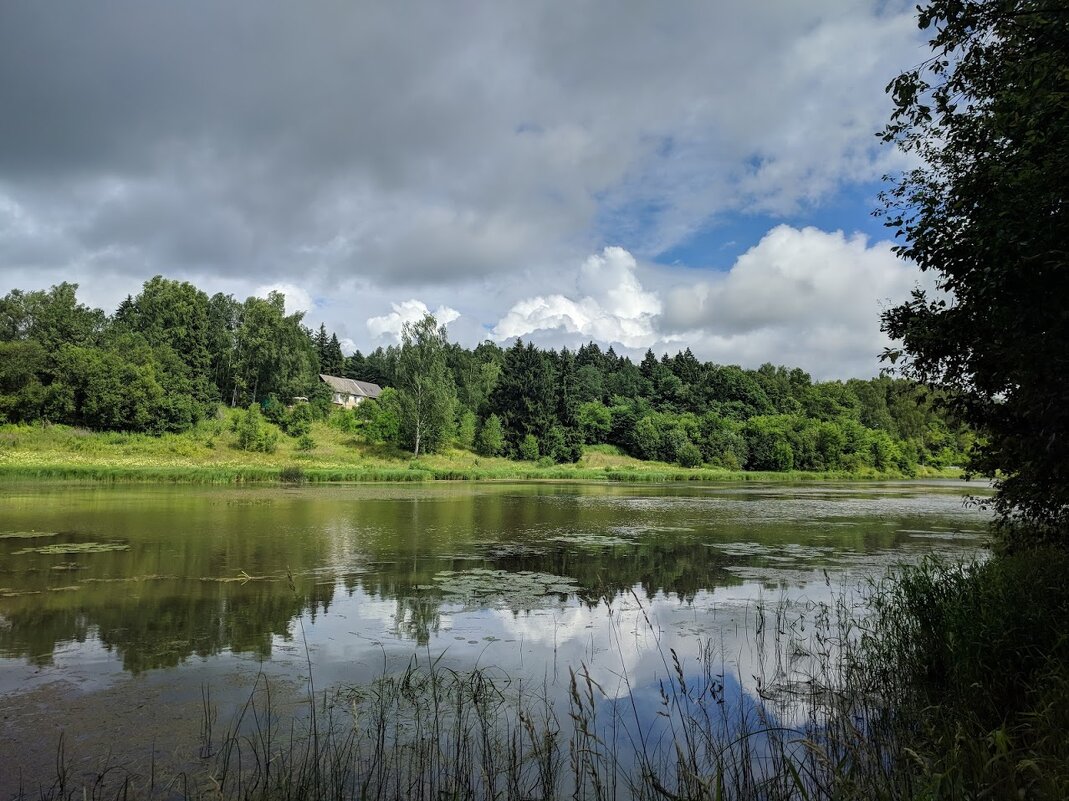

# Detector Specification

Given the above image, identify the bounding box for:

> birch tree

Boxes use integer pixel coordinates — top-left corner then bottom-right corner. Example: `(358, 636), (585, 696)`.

(396, 314), (456, 456)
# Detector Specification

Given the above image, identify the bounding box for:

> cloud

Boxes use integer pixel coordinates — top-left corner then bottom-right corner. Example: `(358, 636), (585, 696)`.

(492, 247), (663, 349)
(491, 228), (930, 378)
(0, 2), (932, 377)
(0, 1), (925, 293)
(366, 299), (461, 342)
(660, 226), (934, 377)
(254, 282), (314, 316)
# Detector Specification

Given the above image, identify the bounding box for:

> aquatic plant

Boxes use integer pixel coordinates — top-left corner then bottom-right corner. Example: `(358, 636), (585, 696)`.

(12, 541), (129, 555)
(428, 567), (579, 609)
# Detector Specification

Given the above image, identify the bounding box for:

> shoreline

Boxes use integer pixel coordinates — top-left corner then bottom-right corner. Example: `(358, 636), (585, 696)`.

(0, 460), (963, 485)
(0, 420), (965, 485)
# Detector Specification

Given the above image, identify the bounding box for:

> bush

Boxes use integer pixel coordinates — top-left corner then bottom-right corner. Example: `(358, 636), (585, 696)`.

(282, 402), (315, 437)
(676, 440), (703, 468)
(716, 450), (741, 471)
(296, 433), (315, 451)
(700, 418), (747, 467)
(540, 425), (581, 463)
(456, 409), (477, 449)
(261, 394), (287, 425)
(359, 389), (401, 444)
(329, 408), (358, 433)
(631, 416), (662, 461)
(519, 433), (539, 461)
(476, 414), (504, 456)
(744, 416), (795, 471)
(234, 404), (279, 453)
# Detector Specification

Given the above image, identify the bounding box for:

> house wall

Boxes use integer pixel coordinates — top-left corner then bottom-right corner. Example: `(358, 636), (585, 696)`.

(331, 392), (364, 409)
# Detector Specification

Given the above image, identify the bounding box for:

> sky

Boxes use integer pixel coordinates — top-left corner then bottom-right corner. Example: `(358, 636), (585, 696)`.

(0, 1), (935, 379)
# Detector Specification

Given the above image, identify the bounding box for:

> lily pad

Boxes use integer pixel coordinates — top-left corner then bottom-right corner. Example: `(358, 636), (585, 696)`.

(898, 529), (983, 540)
(431, 568), (578, 609)
(13, 542), (130, 555)
(706, 541), (835, 561)
(479, 543), (546, 559)
(0, 531), (59, 540)
(550, 532), (634, 548)
(80, 574), (174, 583)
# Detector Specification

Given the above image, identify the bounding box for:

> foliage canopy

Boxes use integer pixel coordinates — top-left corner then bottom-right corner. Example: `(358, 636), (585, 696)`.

(879, 0), (1069, 537)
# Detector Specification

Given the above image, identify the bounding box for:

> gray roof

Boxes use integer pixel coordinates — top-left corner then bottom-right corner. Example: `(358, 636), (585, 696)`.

(319, 374), (382, 399)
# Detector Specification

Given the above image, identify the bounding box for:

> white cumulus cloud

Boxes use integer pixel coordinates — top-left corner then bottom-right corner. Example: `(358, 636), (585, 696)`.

(492, 246), (663, 349)
(660, 225), (935, 377)
(488, 228), (932, 378)
(366, 299), (461, 342)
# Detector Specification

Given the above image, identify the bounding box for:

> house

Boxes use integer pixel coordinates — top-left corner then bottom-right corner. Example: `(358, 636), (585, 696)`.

(319, 374), (383, 408)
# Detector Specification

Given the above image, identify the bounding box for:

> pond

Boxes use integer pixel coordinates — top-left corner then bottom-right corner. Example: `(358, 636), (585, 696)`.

(0, 480), (990, 795)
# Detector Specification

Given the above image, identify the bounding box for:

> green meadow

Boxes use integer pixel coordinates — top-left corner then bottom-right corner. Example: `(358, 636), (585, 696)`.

(0, 408), (958, 485)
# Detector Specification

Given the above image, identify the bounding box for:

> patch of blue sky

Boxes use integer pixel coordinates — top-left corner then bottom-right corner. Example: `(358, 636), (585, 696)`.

(655, 180), (895, 272)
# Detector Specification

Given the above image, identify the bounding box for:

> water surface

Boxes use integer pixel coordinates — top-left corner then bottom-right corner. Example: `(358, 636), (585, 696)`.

(0, 480), (990, 792)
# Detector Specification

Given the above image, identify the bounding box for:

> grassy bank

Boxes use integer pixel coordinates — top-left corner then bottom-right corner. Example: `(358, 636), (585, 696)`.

(24, 548), (1069, 801)
(0, 418), (960, 485)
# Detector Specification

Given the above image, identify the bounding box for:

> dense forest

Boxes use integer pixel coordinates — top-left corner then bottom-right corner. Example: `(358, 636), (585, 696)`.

(0, 277), (971, 472)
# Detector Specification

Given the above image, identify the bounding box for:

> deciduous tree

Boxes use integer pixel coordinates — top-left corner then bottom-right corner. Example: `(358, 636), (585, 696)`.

(395, 314), (456, 456)
(879, 0), (1069, 538)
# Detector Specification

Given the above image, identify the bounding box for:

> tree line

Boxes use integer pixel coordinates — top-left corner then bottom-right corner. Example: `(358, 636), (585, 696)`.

(0, 278), (324, 432)
(0, 277), (970, 472)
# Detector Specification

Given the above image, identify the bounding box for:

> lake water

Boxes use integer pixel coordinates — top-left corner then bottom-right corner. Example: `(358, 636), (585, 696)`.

(0, 480), (990, 794)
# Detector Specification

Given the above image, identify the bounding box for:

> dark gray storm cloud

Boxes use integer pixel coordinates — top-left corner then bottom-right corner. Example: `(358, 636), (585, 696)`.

(2, 1), (554, 280)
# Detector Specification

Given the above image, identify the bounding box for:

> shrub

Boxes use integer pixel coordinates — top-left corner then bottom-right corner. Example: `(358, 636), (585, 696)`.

(631, 416), (662, 461)
(234, 404), (279, 453)
(717, 450), (741, 471)
(476, 414), (505, 456)
(359, 389), (401, 444)
(456, 409), (477, 449)
(519, 433), (539, 461)
(330, 408), (358, 433)
(676, 440), (703, 468)
(283, 402), (315, 437)
(577, 401), (612, 444)
(261, 394), (287, 425)
(541, 425), (570, 463)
